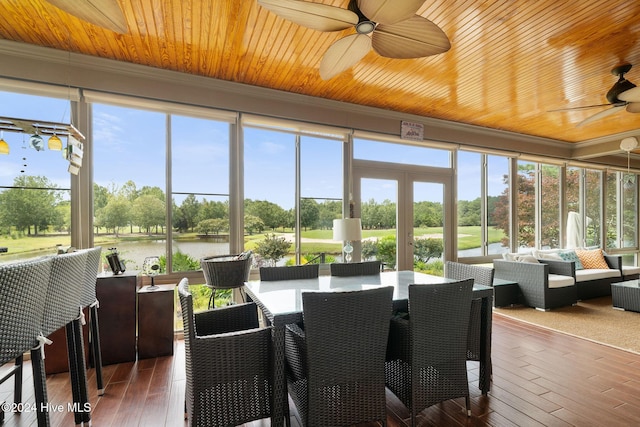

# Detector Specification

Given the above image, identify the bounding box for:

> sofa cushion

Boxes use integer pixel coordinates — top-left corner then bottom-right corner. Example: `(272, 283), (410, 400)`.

(622, 266), (640, 276)
(557, 250), (584, 270)
(574, 268), (621, 282)
(548, 274), (575, 288)
(575, 248), (608, 269)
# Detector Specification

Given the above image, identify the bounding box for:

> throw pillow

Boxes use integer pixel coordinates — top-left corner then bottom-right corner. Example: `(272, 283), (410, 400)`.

(575, 249), (609, 269)
(514, 255), (539, 263)
(558, 250), (584, 270)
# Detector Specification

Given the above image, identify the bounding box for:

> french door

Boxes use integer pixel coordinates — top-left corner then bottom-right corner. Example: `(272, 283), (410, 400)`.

(353, 160), (454, 271)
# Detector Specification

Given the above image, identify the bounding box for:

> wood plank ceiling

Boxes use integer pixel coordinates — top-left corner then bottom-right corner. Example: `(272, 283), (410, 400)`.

(0, 0), (639, 151)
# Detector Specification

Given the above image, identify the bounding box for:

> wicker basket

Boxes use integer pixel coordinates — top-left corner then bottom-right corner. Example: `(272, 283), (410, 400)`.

(200, 253), (252, 291)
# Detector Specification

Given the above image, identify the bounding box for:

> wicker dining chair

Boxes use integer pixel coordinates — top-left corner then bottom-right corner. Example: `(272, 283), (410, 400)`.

(385, 279), (474, 426)
(43, 250), (91, 425)
(200, 252), (252, 308)
(259, 263), (319, 281)
(329, 260), (381, 276)
(285, 286), (393, 427)
(444, 261), (494, 374)
(178, 278), (274, 427)
(0, 257), (53, 426)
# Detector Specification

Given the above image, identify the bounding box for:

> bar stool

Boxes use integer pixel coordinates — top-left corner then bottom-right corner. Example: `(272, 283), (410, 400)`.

(76, 246), (104, 395)
(0, 257), (53, 427)
(42, 251), (90, 425)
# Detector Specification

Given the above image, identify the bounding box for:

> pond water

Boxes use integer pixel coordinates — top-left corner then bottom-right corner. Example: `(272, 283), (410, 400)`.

(111, 240), (231, 270)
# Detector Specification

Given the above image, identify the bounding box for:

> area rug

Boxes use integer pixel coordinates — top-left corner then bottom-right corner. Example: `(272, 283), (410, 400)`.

(493, 296), (640, 354)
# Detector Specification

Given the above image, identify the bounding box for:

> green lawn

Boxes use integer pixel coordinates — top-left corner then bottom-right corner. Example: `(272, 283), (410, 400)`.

(0, 226), (505, 257)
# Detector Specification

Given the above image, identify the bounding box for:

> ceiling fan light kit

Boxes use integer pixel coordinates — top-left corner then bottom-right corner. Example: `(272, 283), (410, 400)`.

(257, 0), (451, 80)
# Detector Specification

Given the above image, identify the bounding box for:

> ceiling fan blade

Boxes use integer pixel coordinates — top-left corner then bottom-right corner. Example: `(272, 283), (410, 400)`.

(45, 0), (127, 33)
(577, 105), (626, 127)
(548, 103), (621, 112)
(319, 34), (372, 80)
(258, 0), (358, 32)
(618, 86), (640, 103)
(626, 102), (640, 113)
(357, 0), (425, 25)
(372, 15), (450, 59)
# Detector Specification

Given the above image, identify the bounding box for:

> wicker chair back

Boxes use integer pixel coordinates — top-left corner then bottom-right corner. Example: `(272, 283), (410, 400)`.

(0, 257), (53, 364)
(285, 286), (393, 427)
(42, 250), (88, 337)
(329, 260), (381, 276)
(259, 263), (319, 281)
(385, 279), (474, 425)
(178, 277), (274, 426)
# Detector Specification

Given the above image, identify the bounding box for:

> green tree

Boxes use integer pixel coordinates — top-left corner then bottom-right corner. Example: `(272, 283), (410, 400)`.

(132, 195), (165, 234)
(245, 199), (287, 231)
(178, 194), (201, 232)
(300, 198), (319, 230)
(244, 214), (265, 235)
(0, 175), (62, 235)
(413, 238), (443, 263)
(196, 218), (228, 235)
(198, 199), (228, 222)
(317, 200), (341, 229)
(254, 233), (291, 266)
(97, 196), (130, 237)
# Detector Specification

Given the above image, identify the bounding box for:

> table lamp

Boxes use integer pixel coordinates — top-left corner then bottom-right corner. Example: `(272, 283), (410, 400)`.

(333, 218), (362, 263)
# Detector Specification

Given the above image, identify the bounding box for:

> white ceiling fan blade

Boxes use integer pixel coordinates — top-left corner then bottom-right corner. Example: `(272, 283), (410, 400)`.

(619, 86), (640, 103)
(372, 15), (450, 59)
(626, 102), (640, 113)
(258, 0), (358, 32)
(319, 34), (372, 80)
(357, 0), (425, 25)
(577, 105), (626, 127)
(45, 0), (127, 33)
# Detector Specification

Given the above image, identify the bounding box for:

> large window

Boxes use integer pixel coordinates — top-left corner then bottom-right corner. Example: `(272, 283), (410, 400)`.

(171, 115), (231, 270)
(457, 151), (510, 259)
(0, 91), (72, 263)
(243, 122), (345, 267)
(92, 103), (166, 272)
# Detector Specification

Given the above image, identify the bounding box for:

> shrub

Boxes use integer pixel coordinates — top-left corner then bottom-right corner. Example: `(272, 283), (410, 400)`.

(254, 233), (291, 266)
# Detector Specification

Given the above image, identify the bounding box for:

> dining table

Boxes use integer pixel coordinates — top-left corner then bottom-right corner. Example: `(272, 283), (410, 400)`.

(243, 270), (493, 427)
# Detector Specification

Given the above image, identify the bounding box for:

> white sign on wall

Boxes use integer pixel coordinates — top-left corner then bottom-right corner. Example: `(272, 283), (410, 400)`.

(400, 120), (424, 141)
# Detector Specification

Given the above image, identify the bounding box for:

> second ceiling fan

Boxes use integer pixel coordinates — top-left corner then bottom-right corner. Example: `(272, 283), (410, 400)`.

(257, 0), (451, 80)
(552, 63), (640, 127)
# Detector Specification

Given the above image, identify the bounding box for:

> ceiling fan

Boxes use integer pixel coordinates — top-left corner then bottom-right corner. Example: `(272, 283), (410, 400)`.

(552, 63), (640, 127)
(257, 0), (451, 80)
(44, 0), (128, 34)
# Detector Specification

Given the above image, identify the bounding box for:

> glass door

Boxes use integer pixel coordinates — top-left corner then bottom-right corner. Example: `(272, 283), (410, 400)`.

(353, 161), (453, 273)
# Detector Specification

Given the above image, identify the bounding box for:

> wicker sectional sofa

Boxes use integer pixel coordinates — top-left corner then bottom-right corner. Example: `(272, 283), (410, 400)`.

(493, 259), (577, 310)
(494, 248), (630, 310)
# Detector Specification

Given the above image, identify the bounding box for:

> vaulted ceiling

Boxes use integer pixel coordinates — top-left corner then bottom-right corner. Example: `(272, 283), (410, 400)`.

(1, 0), (640, 159)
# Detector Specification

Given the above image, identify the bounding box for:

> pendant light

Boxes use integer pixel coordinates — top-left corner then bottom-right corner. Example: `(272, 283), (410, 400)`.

(0, 131), (8, 154)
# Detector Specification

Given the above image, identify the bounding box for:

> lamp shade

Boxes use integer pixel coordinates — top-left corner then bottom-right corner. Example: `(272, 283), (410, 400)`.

(333, 218), (362, 242)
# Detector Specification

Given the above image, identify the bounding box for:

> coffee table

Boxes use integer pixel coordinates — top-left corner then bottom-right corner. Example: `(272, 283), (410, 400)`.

(611, 279), (640, 312)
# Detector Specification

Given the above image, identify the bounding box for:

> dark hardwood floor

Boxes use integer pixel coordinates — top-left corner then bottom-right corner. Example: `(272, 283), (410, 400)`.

(2, 313), (640, 426)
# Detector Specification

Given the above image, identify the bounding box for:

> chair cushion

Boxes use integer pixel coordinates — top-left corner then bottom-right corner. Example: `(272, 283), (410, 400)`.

(548, 274), (575, 288)
(574, 268), (621, 282)
(575, 249), (608, 269)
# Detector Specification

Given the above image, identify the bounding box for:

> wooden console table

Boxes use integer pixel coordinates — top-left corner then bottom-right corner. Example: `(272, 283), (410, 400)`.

(137, 283), (176, 359)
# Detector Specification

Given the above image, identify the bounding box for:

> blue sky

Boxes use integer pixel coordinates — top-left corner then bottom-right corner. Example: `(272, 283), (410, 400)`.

(1, 90), (508, 207)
